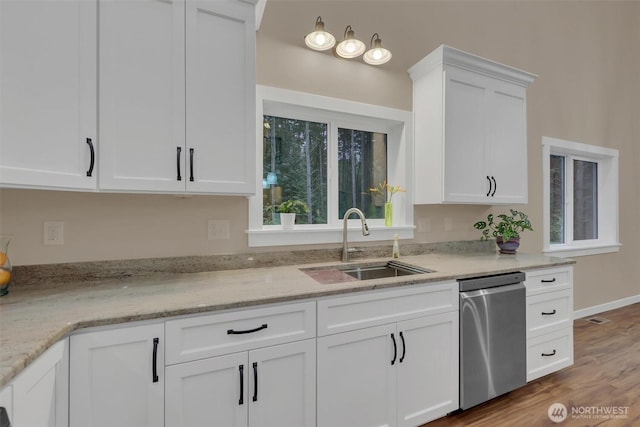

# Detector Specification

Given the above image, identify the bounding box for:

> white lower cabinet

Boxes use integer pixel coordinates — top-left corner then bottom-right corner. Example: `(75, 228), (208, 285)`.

(165, 301), (317, 427)
(6, 339), (69, 427)
(165, 339), (316, 427)
(69, 323), (164, 427)
(317, 282), (459, 427)
(525, 266), (574, 382)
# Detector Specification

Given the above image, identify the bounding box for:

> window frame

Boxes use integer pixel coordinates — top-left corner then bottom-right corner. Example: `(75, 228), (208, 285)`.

(542, 136), (620, 257)
(248, 85), (414, 248)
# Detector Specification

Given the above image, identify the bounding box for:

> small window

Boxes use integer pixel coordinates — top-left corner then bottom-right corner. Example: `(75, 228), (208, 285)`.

(543, 137), (620, 257)
(337, 128), (387, 220)
(249, 86), (414, 247)
(263, 116), (328, 226)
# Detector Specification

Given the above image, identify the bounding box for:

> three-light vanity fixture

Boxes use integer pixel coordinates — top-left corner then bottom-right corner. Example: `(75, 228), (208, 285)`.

(304, 16), (392, 65)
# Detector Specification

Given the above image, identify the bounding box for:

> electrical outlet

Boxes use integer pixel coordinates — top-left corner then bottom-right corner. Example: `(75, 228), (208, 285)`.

(44, 222), (64, 245)
(208, 220), (230, 240)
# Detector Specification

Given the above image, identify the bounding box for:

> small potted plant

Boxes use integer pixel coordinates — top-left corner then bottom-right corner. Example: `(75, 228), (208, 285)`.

(473, 209), (533, 254)
(276, 199), (309, 229)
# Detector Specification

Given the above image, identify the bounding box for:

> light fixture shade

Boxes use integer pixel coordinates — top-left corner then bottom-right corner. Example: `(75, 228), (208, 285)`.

(336, 25), (365, 59)
(304, 16), (335, 51)
(363, 33), (392, 65)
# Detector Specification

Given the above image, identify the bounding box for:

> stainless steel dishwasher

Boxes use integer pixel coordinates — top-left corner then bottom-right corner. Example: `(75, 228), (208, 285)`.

(458, 271), (527, 410)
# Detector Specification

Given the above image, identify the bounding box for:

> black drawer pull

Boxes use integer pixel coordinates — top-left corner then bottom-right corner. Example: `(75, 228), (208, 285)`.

(541, 349), (557, 357)
(238, 365), (244, 405)
(541, 278), (556, 283)
(189, 148), (195, 182)
(152, 337), (159, 383)
(176, 146), (182, 181)
(542, 309), (557, 316)
(252, 362), (258, 402)
(390, 333), (397, 365)
(399, 331), (406, 363)
(486, 176), (492, 197)
(490, 176), (497, 196)
(227, 324), (268, 335)
(86, 138), (95, 177)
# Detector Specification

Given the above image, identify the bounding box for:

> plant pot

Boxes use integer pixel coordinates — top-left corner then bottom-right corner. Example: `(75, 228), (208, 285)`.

(280, 213), (296, 230)
(496, 237), (520, 254)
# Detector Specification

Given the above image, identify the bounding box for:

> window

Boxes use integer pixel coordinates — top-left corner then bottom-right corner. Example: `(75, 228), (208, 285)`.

(249, 86), (414, 247)
(543, 137), (620, 257)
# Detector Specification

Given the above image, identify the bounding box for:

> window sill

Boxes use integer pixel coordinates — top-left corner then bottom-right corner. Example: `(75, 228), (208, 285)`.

(543, 243), (621, 258)
(247, 225), (415, 247)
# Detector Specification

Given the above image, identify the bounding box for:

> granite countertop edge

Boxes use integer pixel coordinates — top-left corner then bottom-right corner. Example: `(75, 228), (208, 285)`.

(0, 251), (575, 388)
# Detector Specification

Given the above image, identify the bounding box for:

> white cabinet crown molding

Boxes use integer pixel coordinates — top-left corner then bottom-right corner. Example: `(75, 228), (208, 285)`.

(408, 44), (537, 87)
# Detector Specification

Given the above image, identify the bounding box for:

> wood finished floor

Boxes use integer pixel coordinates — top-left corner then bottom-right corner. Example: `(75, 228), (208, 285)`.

(423, 303), (640, 427)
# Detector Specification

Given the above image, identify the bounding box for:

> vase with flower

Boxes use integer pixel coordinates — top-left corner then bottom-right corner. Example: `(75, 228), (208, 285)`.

(369, 180), (406, 226)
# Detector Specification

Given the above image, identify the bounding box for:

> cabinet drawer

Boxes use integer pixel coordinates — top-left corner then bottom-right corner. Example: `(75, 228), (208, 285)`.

(527, 328), (573, 382)
(527, 289), (572, 338)
(525, 267), (572, 294)
(317, 281), (457, 336)
(165, 301), (315, 365)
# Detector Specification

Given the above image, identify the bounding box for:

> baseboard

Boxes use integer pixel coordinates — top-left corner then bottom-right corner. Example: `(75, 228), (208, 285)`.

(574, 294), (640, 319)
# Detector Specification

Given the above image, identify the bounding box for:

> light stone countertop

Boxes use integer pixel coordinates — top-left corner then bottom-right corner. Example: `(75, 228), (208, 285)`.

(0, 251), (574, 388)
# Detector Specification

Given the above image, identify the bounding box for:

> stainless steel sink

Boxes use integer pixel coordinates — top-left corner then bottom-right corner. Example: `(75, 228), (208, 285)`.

(302, 261), (434, 284)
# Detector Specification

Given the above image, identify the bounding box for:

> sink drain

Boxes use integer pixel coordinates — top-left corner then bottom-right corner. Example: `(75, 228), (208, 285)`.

(585, 316), (610, 325)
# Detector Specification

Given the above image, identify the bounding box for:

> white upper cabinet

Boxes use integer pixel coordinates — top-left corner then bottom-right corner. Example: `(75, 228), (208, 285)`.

(99, 0), (256, 195)
(409, 45), (536, 205)
(0, 0), (97, 190)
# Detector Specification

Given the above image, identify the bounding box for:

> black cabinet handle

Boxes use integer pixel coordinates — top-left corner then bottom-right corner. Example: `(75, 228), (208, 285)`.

(252, 362), (258, 402)
(238, 365), (244, 405)
(189, 148), (194, 182)
(486, 176), (492, 197)
(390, 333), (397, 365)
(491, 176), (497, 196)
(542, 309), (557, 316)
(541, 349), (557, 357)
(541, 278), (556, 283)
(0, 406), (11, 427)
(176, 147), (182, 181)
(399, 331), (406, 363)
(86, 138), (95, 177)
(152, 337), (159, 383)
(227, 324), (268, 335)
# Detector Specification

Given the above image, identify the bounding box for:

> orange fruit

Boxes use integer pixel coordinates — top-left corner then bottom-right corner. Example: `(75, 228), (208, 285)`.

(0, 269), (10, 286)
(0, 251), (6, 266)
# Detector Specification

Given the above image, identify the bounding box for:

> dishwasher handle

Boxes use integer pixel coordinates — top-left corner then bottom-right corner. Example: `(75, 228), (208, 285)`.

(460, 282), (525, 299)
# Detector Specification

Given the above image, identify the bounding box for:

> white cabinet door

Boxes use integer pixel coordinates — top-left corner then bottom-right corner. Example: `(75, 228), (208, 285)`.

(486, 79), (528, 204)
(165, 352), (248, 427)
(0, 385), (11, 426)
(166, 339), (316, 427)
(185, 0), (256, 194)
(396, 313), (459, 427)
(317, 324), (396, 427)
(70, 323), (164, 427)
(410, 45), (535, 205)
(249, 339), (316, 427)
(99, 0), (255, 195)
(98, 0), (186, 192)
(11, 339), (69, 427)
(442, 67), (490, 203)
(0, 0), (97, 190)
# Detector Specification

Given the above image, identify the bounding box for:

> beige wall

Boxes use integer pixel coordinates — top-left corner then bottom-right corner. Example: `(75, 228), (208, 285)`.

(1, 1), (638, 311)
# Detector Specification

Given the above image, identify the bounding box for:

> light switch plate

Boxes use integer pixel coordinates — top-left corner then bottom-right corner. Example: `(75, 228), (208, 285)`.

(208, 220), (230, 240)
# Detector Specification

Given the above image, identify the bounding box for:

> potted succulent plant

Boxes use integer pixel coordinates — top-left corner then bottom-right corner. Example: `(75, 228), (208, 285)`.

(276, 199), (309, 229)
(473, 209), (533, 254)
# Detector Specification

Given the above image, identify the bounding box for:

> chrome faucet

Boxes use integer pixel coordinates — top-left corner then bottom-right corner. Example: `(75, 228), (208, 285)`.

(342, 208), (370, 262)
